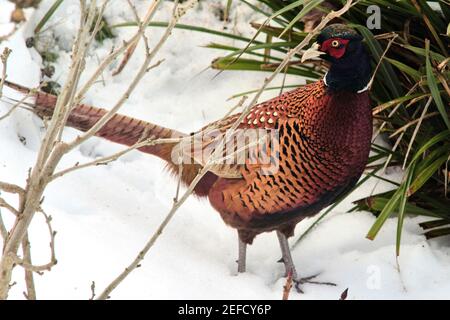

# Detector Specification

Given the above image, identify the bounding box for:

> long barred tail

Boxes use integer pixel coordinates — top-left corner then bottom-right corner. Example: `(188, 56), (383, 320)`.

(3, 80), (217, 196)
(33, 89), (185, 162)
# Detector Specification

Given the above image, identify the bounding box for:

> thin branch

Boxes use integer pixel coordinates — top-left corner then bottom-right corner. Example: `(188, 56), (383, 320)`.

(0, 197), (19, 216)
(112, 0), (156, 75)
(50, 136), (185, 181)
(0, 85), (42, 121)
(389, 111), (439, 138)
(0, 26), (18, 42)
(0, 47), (12, 100)
(67, 0), (186, 151)
(367, 32), (398, 90)
(22, 233), (36, 300)
(73, 0), (163, 107)
(282, 271), (293, 300)
(0, 210), (8, 242)
(89, 281), (96, 300)
(12, 210), (57, 274)
(0, 181), (25, 196)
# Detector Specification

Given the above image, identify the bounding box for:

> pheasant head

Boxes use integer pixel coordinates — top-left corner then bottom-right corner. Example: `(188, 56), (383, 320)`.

(304, 24), (371, 93)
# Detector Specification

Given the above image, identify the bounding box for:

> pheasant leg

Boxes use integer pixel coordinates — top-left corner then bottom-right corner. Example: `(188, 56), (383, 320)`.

(237, 234), (247, 273)
(276, 231), (336, 293)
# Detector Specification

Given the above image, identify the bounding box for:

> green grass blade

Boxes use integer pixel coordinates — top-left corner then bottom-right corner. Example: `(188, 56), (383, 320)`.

(425, 40), (450, 130)
(356, 195), (439, 217)
(385, 58), (421, 81)
(211, 57), (317, 77)
(408, 155), (448, 196)
(353, 24), (402, 98)
(410, 131), (450, 164)
(366, 187), (402, 240)
(268, 0), (306, 22)
(112, 22), (256, 44)
(34, 0), (64, 34)
(239, 0), (287, 25)
(424, 227), (450, 239)
(402, 44), (447, 63)
(396, 163), (416, 256)
(205, 42), (284, 61)
(279, 0), (324, 38)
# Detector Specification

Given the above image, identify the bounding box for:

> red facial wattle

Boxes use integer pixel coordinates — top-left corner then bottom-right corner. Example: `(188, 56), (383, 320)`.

(320, 38), (350, 59)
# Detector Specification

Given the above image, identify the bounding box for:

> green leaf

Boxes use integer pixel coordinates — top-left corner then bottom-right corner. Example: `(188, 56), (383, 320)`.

(385, 58), (421, 81)
(204, 42), (284, 61)
(420, 219), (450, 230)
(356, 195), (438, 217)
(425, 40), (450, 130)
(279, 0), (324, 38)
(402, 44), (447, 63)
(34, 0), (64, 34)
(221, 41), (297, 59)
(211, 57), (316, 77)
(373, 93), (425, 114)
(249, 22), (308, 42)
(268, 0), (306, 22)
(366, 187), (402, 240)
(408, 155), (448, 196)
(410, 131), (450, 164)
(397, 163), (416, 256)
(239, 0), (287, 25)
(353, 24), (402, 99)
(113, 22), (256, 44)
(424, 227), (450, 239)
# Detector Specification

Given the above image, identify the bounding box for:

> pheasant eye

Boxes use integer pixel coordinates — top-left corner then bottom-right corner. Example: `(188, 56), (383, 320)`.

(331, 40), (340, 48)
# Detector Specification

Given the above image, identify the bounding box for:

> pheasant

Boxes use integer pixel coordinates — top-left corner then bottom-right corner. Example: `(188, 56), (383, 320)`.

(4, 24), (372, 291)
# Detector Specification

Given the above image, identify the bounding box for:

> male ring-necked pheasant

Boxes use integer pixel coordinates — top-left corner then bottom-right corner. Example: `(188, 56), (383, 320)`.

(5, 24), (372, 291)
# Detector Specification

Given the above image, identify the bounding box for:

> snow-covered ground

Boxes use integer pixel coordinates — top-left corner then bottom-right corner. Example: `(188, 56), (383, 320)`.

(1, 0), (449, 300)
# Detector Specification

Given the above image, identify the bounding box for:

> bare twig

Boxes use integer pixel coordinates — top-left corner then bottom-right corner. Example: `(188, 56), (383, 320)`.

(282, 271), (293, 300)
(0, 85), (42, 121)
(389, 111), (439, 138)
(112, 0), (157, 76)
(0, 210), (8, 242)
(0, 181), (25, 196)
(0, 197), (19, 216)
(50, 136), (184, 181)
(0, 48), (12, 99)
(0, 26), (18, 42)
(89, 281), (96, 300)
(367, 32), (398, 90)
(73, 0), (163, 107)
(0, 1), (100, 299)
(22, 233), (36, 300)
(67, 0), (187, 151)
(12, 210), (57, 274)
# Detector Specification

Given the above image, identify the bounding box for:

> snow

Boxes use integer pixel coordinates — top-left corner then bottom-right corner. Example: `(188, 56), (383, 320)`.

(1, 0), (450, 300)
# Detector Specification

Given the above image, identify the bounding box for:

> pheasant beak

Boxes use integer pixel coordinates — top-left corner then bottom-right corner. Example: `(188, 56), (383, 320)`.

(301, 42), (325, 63)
